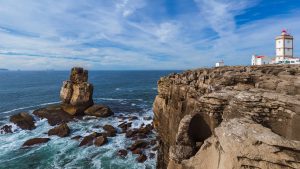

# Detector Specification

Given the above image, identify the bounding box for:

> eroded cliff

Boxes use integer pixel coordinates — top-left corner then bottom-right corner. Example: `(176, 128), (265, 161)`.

(153, 65), (300, 169)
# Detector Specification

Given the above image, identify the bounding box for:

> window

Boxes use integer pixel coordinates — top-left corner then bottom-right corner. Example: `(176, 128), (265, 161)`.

(291, 61), (295, 63)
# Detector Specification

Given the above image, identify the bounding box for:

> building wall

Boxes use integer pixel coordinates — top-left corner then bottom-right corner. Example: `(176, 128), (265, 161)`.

(276, 48), (284, 56)
(276, 39), (283, 48)
(276, 38), (293, 57)
(285, 39), (293, 48)
(285, 49), (293, 56)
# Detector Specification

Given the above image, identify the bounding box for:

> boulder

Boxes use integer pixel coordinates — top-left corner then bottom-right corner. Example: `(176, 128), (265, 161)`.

(129, 140), (149, 151)
(125, 124), (153, 138)
(48, 123), (70, 137)
(22, 138), (50, 147)
(132, 148), (143, 154)
(103, 125), (117, 137)
(79, 132), (99, 147)
(126, 129), (138, 138)
(138, 124), (153, 135)
(118, 122), (132, 133)
(117, 149), (128, 158)
(9, 112), (35, 130)
(149, 153), (156, 159)
(136, 154), (147, 163)
(94, 136), (108, 147)
(33, 105), (73, 126)
(0, 125), (12, 134)
(84, 104), (114, 117)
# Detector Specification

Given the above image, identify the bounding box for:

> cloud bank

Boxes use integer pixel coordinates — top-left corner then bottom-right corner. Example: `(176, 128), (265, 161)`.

(0, 0), (299, 70)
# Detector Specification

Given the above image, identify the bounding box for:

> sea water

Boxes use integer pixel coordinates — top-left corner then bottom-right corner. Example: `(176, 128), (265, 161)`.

(0, 70), (177, 169)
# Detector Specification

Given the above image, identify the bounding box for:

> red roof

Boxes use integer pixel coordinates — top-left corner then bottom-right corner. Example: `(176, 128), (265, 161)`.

(255, 56), (265, 58)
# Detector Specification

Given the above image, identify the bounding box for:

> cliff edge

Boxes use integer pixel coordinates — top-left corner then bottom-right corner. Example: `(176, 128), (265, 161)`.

(153, 65), (300, 169)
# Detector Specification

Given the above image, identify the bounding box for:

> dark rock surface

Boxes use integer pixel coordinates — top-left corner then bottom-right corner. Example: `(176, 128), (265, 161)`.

(0, 125), (12, 134)
(125, 124), (153, 138)
(9, 112), (35, 130)
(84, 104), (114, 117)
(48, 123), (70, 137)
(117, 149), (128, 158)
(129, 140), (149, 151)
(103, 125), (117, 137)
(79, 132), (98, 147)
(22, 138), (50, 147)
(33, 105), (73, 126)
(94, 136), (108, 147)
(118, 122), (132, 133)
(136, 153), (147, 163)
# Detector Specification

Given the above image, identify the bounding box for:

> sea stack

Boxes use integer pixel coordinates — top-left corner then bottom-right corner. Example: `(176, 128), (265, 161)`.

(60, 67), (94, 115)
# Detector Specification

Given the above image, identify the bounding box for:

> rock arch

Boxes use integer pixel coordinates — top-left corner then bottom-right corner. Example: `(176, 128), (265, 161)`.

(188, 114), (212, 144)
(169, 114), (213, 163)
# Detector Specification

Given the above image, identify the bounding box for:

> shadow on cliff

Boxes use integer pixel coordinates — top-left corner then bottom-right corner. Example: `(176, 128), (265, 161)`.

(188, 114), (212, 145)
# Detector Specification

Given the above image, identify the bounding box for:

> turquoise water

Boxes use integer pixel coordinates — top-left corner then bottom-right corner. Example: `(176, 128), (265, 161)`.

(0, 70), (177, 169)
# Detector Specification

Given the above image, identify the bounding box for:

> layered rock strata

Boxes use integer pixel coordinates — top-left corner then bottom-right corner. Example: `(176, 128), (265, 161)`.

(153, 65), (300, 169)
(60, 67), (94, 115)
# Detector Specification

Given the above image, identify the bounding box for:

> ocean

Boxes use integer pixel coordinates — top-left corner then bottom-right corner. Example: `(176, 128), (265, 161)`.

(0, 70), (177, 169)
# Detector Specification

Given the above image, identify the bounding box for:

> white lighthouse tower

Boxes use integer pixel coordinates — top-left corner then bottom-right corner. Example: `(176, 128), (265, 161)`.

(275, 30), (293, 63)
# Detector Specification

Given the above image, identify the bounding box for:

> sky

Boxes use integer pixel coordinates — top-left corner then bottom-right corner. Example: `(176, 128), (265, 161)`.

(0, 0), (300, 70)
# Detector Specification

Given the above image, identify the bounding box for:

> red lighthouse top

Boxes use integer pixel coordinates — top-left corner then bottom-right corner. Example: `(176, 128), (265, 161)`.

(281, 29), (289, 35)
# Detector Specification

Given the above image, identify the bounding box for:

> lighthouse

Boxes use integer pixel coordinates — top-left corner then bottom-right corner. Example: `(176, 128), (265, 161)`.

(251, 29), (299, 65)
(275, 30), (293, 63)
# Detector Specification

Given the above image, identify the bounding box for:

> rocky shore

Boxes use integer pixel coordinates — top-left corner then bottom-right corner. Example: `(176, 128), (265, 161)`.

(153, 65), (300, 169)
(1, 67), (158, 164)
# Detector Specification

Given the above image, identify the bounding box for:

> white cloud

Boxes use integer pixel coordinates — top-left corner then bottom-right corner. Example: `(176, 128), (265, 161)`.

(0, 0), (299, 70)
(116, 0), (146, 17)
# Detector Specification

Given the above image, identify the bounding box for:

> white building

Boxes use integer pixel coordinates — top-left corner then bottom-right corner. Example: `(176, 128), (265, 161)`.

(215, 60), (224, 67)
(251, 55), (272, 65)
(252, 30), (300, 65)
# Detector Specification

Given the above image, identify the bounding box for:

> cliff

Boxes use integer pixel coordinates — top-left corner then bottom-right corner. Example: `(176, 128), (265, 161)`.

(153, 65), (300, 169)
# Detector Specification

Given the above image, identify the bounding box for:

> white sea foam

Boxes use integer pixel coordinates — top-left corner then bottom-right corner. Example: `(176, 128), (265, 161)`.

(94, 98), (143, 102)
(0, 107), (156, 168)
(1, 101), (60, 115)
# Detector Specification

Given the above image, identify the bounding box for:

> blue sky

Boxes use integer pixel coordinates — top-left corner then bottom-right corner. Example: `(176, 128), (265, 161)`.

(0, 0), (300, 70)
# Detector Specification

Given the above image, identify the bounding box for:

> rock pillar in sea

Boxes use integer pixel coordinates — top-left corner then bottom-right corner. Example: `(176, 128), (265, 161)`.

(60, 67), (94, 115)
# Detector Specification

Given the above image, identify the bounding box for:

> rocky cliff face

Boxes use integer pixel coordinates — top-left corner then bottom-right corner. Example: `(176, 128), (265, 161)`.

(153, 65), (300, 169)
